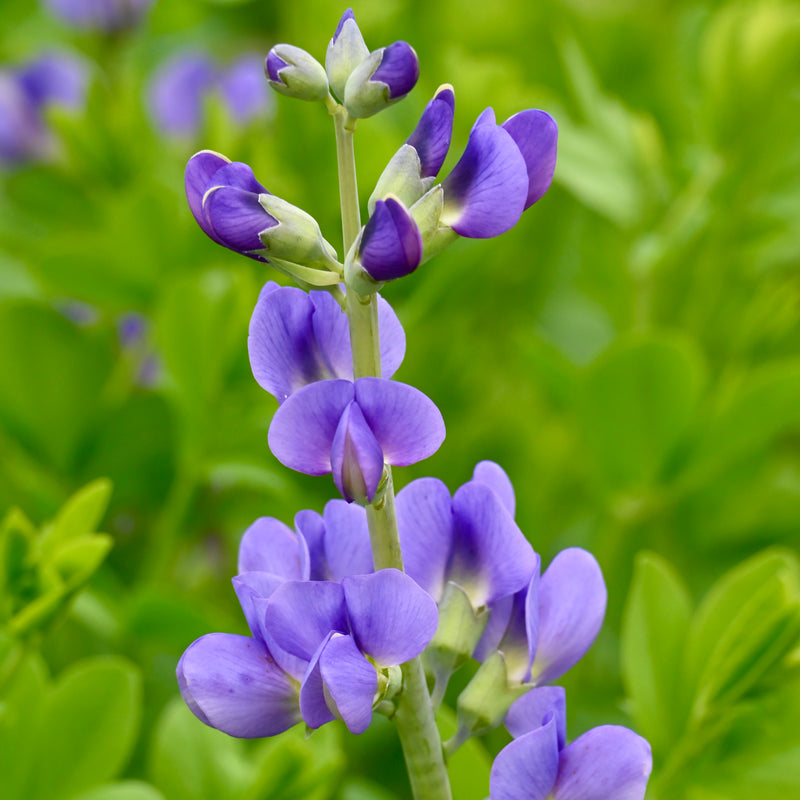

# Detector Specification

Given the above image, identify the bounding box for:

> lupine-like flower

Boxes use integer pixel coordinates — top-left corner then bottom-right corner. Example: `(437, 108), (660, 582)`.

(178, 568), (436, 737)
(411, 104), (558, 259)
(369, 84), (456, 212)
(238, 501), (372, 584)
(248, 281), (405, 403)
(268, 378), (445, 504)
(326, 9), (369, 101)
(343, 40), (419, 119)
(43, 0), (155, 31)
(265, 44), (329, 102)
(491, 688), (652, 800)
(185, 151), (340, 283)
(148, 52), (271, 138)
(474, 548), (607, 684)
(1, 52), (88, 166)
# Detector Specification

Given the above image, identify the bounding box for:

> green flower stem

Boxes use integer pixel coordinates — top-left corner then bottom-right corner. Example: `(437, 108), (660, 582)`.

(333, 106), (452, 800)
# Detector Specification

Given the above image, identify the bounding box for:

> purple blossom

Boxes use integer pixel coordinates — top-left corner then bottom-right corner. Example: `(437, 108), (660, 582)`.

(43, 0), (155, 31)
(491, 688), (652, 800)
(396, 472), (536, 608)
(268, 378), (445, 504)
(343, 40), (419, 119)
(248, 281), (405, 404)
(149, 52), (271, 138)
(406, 85), (455, 181)
(358, 197), (423, 282)
(1, 53), (88, 166)
(178, 568), (437, 737)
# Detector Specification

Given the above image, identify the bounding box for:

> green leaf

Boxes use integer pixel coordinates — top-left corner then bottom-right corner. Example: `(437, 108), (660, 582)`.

(49, 535), (114, 589)
(621, 552), (693, 754)
(577, 336), (704, 491)
(149, 697), (251, 800)
(28, 657), (142, 800)
(71, 782), (166, 800)
(42, 479), (113, 552)
(72, 781), (164, 800)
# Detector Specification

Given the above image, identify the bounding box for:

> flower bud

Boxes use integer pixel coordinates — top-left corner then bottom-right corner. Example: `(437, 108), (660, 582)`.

(325, 8), (369, 102)
(265, 44), (329, 102)
(343, 41), (419, 119)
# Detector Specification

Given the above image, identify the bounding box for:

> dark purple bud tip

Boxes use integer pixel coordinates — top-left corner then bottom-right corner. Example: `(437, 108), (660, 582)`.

(372, 41), (419, 99)
(265, 50), (289, 84)
(360, 197), (423, 282)
(333, 8), (357, 44)
(406, 84), (455, 180)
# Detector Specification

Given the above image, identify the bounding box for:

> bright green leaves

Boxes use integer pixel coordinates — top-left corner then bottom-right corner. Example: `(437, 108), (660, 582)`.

(577, 335), (704, 492)
(150, 698), (344, 800)
(1, 480), (113, 638)
(0, 654), (143, 800)
(622, 549), (800, 799)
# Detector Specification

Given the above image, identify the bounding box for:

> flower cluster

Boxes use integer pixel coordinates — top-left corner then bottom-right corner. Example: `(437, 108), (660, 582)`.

(177, 9), (651, 800)
(0, 52), (87, 167)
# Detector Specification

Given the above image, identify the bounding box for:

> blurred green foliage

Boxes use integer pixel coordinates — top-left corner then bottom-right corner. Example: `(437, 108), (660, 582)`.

(1, 0), (799, 797)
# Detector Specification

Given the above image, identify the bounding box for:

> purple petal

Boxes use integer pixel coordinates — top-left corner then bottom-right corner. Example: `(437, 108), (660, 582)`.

(553, 726), (652, 800)
(319, 633), (378, 734)
(333, 8), (356, 43)
(323, 500), (373, 580)
(531, 549), (607, 686)
(295, 509), (328, 581)
(354, 378), (445, 467)
(237, 516), (309, 580)
(263, 580), (347, 663)
(502, 110), (558, 209)
(206, 161), (268, 194)
(177, 633), (300, 738)
(17, 52), (88, 110)
(360, 198), (423, 282)
(185, 150), (230, 242)
(310, 288), (353, 380)
(376, 295), (406, 378)
(343, 569), (438, 666)
(249, 285), (333, 403)
(265, 49), (289, 84)
(489, 716), (560, 800)
(44, 0), (154, 31)
(406, 85), (455, 179)
(371, 41), (419, 99)
(204, 186), (275, 252)
(232, 572), (283, 642)
(299, 631), (338, 729)
(473, 107), (497, 127)
(396, 477), (454, 601)
(506, 687), (567, 750)
(441, 122), (528, 238)
(472, 460), (516, 517)
(331, 401), (386, 503)
(222, 55), (271, 124)
(268, 380), (354, 475)
(0, 73), (49, 164)
(148, 53), (217, 137)
(449, 482), (537, 608)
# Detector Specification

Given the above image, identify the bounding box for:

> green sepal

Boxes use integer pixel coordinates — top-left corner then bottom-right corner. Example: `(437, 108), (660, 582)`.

(368, 144), (432, 215)
(267, 44), (330, 103)
(326, 14), (370, 102)
(410, 186), (458, 263)
(268, 257), (342, 289)
(343, 234), (385, 297)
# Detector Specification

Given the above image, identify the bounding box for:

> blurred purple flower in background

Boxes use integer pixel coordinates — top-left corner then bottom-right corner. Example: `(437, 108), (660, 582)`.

(0, 52), (88, 166)
(148, 52), (272, 138)
(43, 0), (155, 31)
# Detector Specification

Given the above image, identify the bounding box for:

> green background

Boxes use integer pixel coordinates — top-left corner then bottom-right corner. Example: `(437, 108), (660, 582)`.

(1, 0), (800, 798)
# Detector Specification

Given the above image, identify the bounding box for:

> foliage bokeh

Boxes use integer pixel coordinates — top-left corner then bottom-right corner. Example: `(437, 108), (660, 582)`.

(1, 0), (800, 798)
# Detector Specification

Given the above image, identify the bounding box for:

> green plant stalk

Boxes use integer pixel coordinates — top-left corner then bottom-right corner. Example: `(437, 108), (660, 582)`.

(333, 105), (452, 800)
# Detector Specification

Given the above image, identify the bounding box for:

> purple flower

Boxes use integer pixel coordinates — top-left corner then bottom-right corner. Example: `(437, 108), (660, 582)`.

(343, 40), (419, 119)
(1, 52), (88, 166)
(396, 472), (536, 609)
(149, 52), (271, 138)
(356, 197), (423, 284)
(248, 281), (405, 404)
(185, 151), (339, 277)
(475, 548), (607, 685)
(268, 378), (445, 504)
(178, 568), (437, 737)
(491, 688), (652, 800)
(43, 0), (155, 31)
